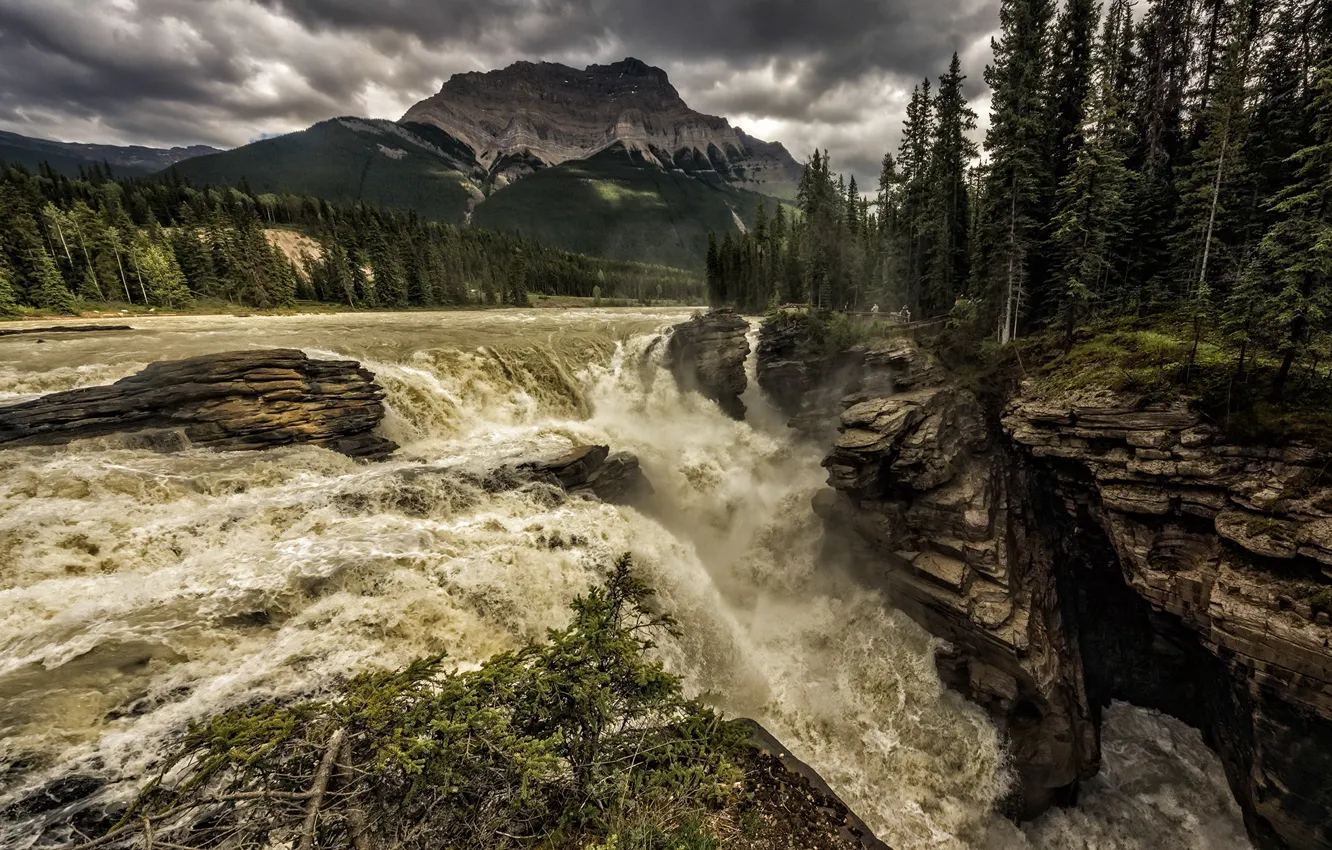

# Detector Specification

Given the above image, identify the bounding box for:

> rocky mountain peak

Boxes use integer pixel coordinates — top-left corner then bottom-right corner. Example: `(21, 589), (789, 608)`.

(401, 57), (800, 195)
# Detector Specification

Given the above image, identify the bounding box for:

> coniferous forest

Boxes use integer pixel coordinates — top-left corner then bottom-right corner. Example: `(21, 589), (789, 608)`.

(709, 0), (1332, 390)
(0, 165), (704, 315)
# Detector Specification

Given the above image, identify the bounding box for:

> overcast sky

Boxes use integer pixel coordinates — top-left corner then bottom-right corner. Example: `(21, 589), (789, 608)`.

(0, 0), (999, 187)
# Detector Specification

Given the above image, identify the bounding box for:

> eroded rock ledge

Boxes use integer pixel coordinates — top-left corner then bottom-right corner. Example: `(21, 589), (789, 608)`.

(0, 349), (398, 460)
(757, 313), (941, 439)
(667, 309), (751, 419)
(777, 329), (1332, 848)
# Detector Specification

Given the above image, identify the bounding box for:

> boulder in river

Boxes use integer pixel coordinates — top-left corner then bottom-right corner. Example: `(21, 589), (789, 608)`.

(666, 308), (750, 420)
(518, 444), (653, 505)
(0, 349), (398, 460)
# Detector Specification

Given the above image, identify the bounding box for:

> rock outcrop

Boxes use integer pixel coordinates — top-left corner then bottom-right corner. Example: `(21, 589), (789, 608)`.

(337, 444), (653, 521)
(402, 58), (802, 195)
(517, 444), (653, 505)
(757, 313), (940, 439)
(0, 324), (133, 338)
(817, 383), (1096, 820)
(737, 720), (893, 850)
(777, 327), (1332, 849)
(0, 350), (397, 460)
(1002, 395), (1332, 850)
(667, 309), (751, 420)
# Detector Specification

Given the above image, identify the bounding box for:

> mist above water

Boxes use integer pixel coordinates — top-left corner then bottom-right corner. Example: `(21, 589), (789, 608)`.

(0, 311), (1250, 849)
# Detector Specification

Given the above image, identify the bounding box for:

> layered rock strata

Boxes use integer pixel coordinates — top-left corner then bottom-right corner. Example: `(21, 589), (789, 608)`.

(759, 319), (1332, 848)
(1002, 395), (1332, 850)
(0, 350), (397, 460)
(816, 383), (1096, 819)
(667, 309), (751, 419)
(402, 58), (801, 193)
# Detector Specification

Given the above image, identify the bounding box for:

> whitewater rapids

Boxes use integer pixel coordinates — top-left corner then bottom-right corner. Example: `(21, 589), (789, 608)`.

(0, 311), (1251, 849)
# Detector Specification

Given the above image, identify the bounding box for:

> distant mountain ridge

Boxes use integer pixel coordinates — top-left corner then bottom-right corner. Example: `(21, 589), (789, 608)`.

(401, 57), (801, 196)
(0, 129), (220, 176)
(11, 57), (799, 270)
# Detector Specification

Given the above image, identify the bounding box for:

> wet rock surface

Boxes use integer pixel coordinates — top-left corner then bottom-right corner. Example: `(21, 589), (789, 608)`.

(0, 349), (398, 460)
(341, 444), (654, 518)
(781, 327), (1332, 849)
(756, 313), (937, 440)
(0, 324), (133, 338)
(516, 443), (653, 505)
(667, 309), (751, 419)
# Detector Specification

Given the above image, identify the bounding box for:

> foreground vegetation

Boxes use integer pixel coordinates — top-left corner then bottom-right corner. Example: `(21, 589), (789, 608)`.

(0, 163), (705, 317)
(64, 557), (867, 850)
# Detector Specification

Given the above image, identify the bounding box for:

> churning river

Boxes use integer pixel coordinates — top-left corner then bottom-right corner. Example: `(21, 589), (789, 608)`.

(0, 310), (1253, 849)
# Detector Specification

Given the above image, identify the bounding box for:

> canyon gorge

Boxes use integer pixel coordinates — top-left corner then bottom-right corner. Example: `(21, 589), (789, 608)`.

(0, 310), (1294, 849)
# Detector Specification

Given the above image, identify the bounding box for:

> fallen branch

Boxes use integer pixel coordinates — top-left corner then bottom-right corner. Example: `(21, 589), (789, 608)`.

(335, 737), (370, 850)
(298, 728), (346, 850)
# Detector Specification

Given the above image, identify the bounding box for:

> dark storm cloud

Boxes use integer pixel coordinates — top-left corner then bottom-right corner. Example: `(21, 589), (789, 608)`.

(0, 0), (999, 186)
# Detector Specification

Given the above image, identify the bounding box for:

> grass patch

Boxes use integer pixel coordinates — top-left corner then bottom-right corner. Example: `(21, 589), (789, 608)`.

(1016, 312), (1332, 455)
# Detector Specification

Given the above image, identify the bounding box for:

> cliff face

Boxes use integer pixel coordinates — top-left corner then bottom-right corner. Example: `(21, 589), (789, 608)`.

(1002, 396), (1332, 849)
(401, 58), (801, 194)
(757, 319), (1332, 850)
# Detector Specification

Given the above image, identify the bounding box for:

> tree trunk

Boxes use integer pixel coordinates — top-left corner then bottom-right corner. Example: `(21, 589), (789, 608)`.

(1197, 131), (1228, 298)
(1274, 347), (1298, 401)
(1272, 316), (1308, 401)
(1184, 311), (1202, 385)
(114, 246), (132, 303)
(54, 219), (75, 267)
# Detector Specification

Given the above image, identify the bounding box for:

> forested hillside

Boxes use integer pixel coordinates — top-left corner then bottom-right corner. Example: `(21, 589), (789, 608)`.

(169, 119), (478, 226)
(472, 144), (770, 270)
(711, 0), (1332, 393)
(0, 164), (703, 315)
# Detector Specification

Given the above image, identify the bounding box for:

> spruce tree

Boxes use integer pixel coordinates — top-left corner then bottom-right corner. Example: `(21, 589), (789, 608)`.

(1048, 0), (1101, 187)
(1128, 0), (1194, 303)
(1050, 0), (1137, 340)
(29, 246), (75, 313)
(977, 0), (1057, 341)
(923, 53), (979, 314)
(0, 261), (17, 315)
(1245, 61), (1332, 398)
(1169, 0), (1260, 303)
(898, 81), (936, 309)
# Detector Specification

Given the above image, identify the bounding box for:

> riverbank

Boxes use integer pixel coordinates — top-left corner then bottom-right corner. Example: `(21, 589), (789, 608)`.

(0, 294), (708, 325)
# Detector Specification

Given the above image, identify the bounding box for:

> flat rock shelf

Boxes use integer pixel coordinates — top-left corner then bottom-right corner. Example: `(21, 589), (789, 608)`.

(0, 349), (398, 460)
